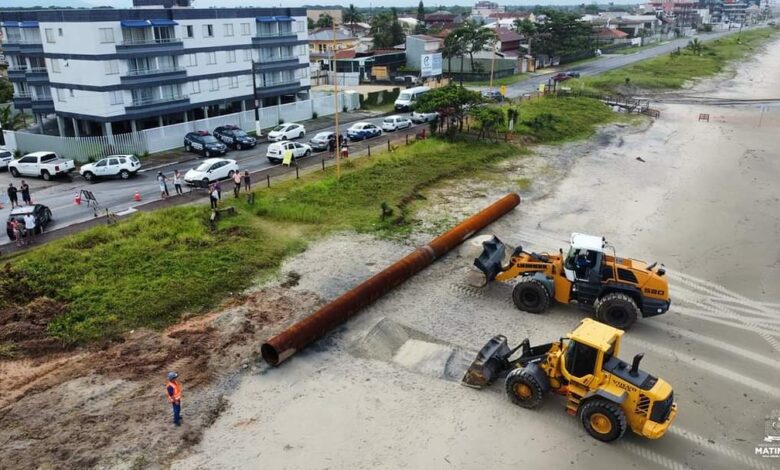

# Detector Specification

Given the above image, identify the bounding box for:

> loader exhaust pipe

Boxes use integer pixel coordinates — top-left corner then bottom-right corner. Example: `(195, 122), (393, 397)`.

(261, 193), (522, 366)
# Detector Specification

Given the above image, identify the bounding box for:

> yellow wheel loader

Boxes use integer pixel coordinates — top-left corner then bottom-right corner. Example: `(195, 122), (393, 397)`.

(463, 318), (677, 442)
(472, 232), (671, 329)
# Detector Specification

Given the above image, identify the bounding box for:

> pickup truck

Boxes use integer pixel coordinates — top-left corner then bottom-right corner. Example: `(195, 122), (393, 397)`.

(8, 151), (76, 181)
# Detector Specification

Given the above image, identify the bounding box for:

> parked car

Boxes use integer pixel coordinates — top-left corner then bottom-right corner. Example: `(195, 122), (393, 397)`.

(481, 90), (504, 102)
(266, 141), (312, 164)
(6, 204), (52, 240)
(346, 122), (382, 141)
(394, 86), (430, 111)
(213, 125), (257, 150)
(267, 123), (305, 142)
(382, 115), (413, 132)
(0, 148), (13, 170)
(552, 72), (572, 82)
(565, 71), (581, 78)
(79, 155), (141, 182)
(8, 151), (75, 181)
(183, 158), (239, 185)
(410, 111), (438, 124)
(309, 132), (347, 152)
(183, 131), (227, 158)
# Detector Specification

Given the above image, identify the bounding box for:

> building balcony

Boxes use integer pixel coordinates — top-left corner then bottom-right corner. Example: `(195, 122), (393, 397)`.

(120, 67), (187, 86)
(26, 68), (50, 84)
(254, 59), (308, 74)
(254, 78), (305, 98)
(31, 96), (55, 113)
(251, 32), (299, 47)
(2, 40), (44, 54)
(13, 91), (33, 108)
(125, 94), (190, 113)
(6, 67), (27, 80)
(115, 37), (184, 55)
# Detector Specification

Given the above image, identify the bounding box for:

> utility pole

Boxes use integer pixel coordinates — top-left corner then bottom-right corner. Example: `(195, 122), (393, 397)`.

(251, 59), (263, 137)
(332, 20), (341, 179)
(489, 38), (497, 92)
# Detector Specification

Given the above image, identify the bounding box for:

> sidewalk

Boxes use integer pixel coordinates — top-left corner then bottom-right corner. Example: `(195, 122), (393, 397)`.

(138, 110), (385, 172)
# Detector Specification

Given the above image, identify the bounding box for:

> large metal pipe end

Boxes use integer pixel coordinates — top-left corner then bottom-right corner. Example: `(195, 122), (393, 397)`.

(261, 343), (279, 366)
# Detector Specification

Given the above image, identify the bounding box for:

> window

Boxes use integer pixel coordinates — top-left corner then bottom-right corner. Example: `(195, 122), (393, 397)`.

(56, 88), (66, 102)
(203, 24), (214, 38)
(69, 89), (75, 97)
(99, 28), (114, 43)
(190, 81), (201, 94)
(45, 28), (55, 43)
(244, 49), (252, 62)
(228, 76), (238, 88)
(223, 24), (234, 37)
(564, 341), (599, 378)
(58, 28), (63, 36)
(184, 25), (194, 38)
(206, 52), (216, 65)
(187, 54), (198, 67)
(110, 91), (123, 105)
(50, 59), (61, 73)
(226, 50), (236, 63)
(210, 79), (219, 91)
(104, 60), (119, 75)
(241, 22), (251, 35)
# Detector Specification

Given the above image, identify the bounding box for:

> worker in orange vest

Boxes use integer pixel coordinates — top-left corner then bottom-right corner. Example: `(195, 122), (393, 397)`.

(166, 371), (182, 426)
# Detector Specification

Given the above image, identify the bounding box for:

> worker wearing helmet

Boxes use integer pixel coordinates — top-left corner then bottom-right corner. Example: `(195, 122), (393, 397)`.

(166, 371), (182, 426)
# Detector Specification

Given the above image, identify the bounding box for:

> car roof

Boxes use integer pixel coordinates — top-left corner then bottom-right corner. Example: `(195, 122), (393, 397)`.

(24, 151), (57, 157)
(104, 154), (133, 158)
(9, 205), (41, 215)
(352, 122), (372, 126)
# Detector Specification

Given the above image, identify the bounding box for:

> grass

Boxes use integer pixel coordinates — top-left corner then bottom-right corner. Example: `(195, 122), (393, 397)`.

(574, 28), (778, 94)
(7, 96), (621, 344)
(464, 73), (533, 87)
(361, 101), (396, 113)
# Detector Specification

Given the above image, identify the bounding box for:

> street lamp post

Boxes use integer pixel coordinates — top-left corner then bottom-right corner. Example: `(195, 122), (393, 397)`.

(251, 60), (263, 137)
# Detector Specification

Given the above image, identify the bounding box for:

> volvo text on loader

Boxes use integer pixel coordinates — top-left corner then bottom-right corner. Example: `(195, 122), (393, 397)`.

(471, 232), (671, 329)
(462, 318), (677, 442)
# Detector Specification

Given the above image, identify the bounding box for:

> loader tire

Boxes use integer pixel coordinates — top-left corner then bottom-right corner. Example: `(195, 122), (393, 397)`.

(580, 399), (627, 442)
(505, 367), (546, 409)
(594, 292), (639, 330)
(512, 277), (550, 314)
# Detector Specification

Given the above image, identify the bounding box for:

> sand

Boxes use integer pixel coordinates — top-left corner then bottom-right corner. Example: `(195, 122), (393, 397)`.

(173, 38), (780, 470)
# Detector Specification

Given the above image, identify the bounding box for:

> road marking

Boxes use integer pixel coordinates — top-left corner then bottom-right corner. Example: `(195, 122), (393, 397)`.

(668, 426), (775, 470)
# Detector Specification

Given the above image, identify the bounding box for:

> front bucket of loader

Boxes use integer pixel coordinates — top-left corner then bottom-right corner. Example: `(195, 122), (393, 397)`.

(462, 335), (513, 389)
(473, 236), (507, 284)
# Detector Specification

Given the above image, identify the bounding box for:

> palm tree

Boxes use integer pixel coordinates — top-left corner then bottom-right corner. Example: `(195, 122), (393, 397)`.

(686, 38), (704, 55)
(514, 18), (537, 57)
(343, 4), (364, 37)
(443, 29), (467, 82)
(0, 105), (28, 131)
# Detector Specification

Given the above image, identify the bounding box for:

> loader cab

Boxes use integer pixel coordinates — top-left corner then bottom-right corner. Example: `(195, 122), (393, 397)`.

(561, 319), (623, 386)
(563, 233), (606, 283)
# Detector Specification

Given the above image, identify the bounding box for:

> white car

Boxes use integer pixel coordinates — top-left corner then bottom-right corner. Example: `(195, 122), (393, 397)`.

(0, 148), (13, 170)
(184, 158), (239, 185)
(410, 111), (439, 123)
(80, 154), (141, 182)
(381, 115), (413, 132)
(267, 123), (305, 142)
(266, 141), (312, 164)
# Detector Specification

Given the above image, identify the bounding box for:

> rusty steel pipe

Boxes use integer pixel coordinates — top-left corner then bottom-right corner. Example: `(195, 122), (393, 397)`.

(261, 192), (521, 366)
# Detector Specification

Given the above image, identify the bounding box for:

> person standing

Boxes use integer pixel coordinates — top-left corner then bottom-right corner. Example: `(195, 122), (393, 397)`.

(10, 219), (23, 247)
(232, 170), (241, 198)
(157, 172), (169, 198)
(20, 181), (32, 206)
(23, 212), (36, 245)
(209, 184), (218, 209)
(165, 371), (182, 427)
(172, 170), (183, 195)
(243, 170), (251, 192)
(214, 180), (222, 200)
(7, 183), (19, 209)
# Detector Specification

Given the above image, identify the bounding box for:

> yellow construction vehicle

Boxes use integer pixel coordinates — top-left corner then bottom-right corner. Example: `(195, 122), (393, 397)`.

(472, 232), (670, 329)
(463, 318), (677, 442)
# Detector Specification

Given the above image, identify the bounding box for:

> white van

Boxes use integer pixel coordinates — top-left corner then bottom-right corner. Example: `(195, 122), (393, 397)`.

(394, 86), (430, 112)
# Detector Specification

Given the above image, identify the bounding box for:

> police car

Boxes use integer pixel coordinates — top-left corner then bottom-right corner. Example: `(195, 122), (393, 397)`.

(213, 125), (257, 150)
(183, 131), (228, 158)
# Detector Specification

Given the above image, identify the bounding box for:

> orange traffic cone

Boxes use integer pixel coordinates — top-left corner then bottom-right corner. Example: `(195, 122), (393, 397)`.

(74, 193), (81, 205)
(133, 190), (142, 202)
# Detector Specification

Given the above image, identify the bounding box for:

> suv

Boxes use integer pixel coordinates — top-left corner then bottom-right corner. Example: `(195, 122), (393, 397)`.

(183, 131), (227, 157)
(6, 204), (52, 240)
(266, 141), (312, 164)
(79, 155), (141, 182)
(213, 125), (257, 150)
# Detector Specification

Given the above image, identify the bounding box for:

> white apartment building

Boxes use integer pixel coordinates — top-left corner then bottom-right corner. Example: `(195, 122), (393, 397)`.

(0, 2), (310, 137)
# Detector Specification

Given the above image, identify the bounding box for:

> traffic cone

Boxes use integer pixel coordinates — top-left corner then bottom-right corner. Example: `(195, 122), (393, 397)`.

(74, 193), (81, 205)
(133, 190), (142, 202)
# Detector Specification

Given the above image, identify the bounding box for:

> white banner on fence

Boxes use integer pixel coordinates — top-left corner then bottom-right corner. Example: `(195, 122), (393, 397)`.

(421, 53), (443, 77)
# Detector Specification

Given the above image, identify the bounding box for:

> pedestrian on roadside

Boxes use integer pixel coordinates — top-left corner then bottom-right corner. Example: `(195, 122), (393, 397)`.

(157, 172), (169, 198)
(23, 212), (36, 245)
(20, 181), (32, 205)
(232, 170), (241, 198)
(7, 183), (18, 209)
(243, 171), (251, 192)
(209, 184), (218, 209)
(165, 371), (182, 427)
(10, 219), (23, 247)
(214, 180), (222, 200)
(172, 170), (183, 195)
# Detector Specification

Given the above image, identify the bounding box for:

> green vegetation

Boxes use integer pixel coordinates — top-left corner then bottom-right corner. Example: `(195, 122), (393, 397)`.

(577, 28), (778, 93)
(7, 96), (620, 344)
(464, 73), (532, 87)
(0, 78), (14, 103)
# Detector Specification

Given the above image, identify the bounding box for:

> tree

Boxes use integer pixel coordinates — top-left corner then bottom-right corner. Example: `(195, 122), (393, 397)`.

(371, 10), (405, 49)
(0, 78), (13, 104)
(414, 84), (482, 133)
(442, 29), (467, 79)
(307, 17), (315, 31)
(390, 8), (406, 46)
(343, 4), (364, 37)
(528, 9), (594, 59)
(514, 18), (537, 56)
(316, 13), (334, 28)
(458, 22), (496, 73)
(686, 38), (704, 55)
(470, 106), (505, 140)
(0, 105), (28, 131)
(415, 1), (427, 34)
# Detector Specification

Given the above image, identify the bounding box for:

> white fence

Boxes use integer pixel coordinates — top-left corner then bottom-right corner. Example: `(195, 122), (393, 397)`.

(2, 94), (361, 162)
